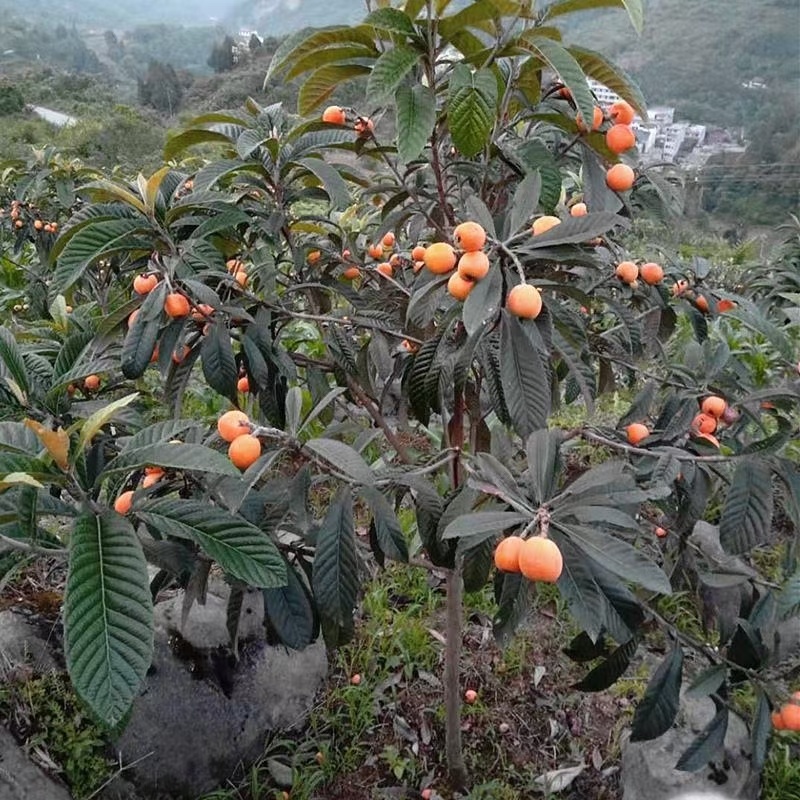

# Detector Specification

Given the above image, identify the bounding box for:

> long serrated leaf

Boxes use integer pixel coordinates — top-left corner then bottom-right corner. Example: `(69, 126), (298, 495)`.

(499, 311), (550, 438)
(719, 459), (774, 554)
(361, 486), (409, 563)
(367, 46), (420, 101)
(263, 561), (317, 650)
(570, 45), (647, 118)
(558, 523), (671, 594)
(395, 84), (436, 163)
(675, 704), (728, 772)
(312, 487), (358, 627)
(526, 429), (563, 505)
(201, 323), (238, 402)
(102, 442), (240, 480)
(134, 498), (286, 588)
(630, 645), (683, 741)
(493, 572), (529, 648)
(64, 512), (153, 728)
(441, 511), (528, 540)
(447, 64), (497, 158)
(543, 0), (643, 35)
(573, 636), (638, 691)
(304, 438), (375, 485)
(0, 326), (29, 399)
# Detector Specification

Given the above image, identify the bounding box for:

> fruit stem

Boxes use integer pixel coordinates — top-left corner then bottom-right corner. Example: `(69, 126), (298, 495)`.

(491, 238), (526, 284)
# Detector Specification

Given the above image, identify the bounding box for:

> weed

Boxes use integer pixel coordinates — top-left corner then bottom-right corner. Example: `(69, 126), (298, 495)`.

(0, 672), (114, 799)
(762, 739), (800, 800)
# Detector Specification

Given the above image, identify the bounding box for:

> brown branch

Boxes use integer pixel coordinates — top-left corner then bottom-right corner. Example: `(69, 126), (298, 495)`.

(345, 376), (412, 464)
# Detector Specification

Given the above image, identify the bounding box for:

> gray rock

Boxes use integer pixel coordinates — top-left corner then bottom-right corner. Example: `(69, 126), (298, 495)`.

(115, 581), (327, 798)
(621, 692), (758, 800)
(0, 727), (72, 800)
(0, 610), (58, 675)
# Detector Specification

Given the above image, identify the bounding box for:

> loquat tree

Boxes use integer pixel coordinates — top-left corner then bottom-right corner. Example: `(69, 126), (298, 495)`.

(0, 0), (798, 795)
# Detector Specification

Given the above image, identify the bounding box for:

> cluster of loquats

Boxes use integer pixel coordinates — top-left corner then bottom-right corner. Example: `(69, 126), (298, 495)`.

(493, 534), (563, 583)
(1, 199), (59, 233)
(614, 259), (664, 288)
(624, 395), (734, 451)
(772, 691), (800, 731)
(672, 278), (736, 315)
(559, 90), (637, 193)
(217, 409), (261, 469)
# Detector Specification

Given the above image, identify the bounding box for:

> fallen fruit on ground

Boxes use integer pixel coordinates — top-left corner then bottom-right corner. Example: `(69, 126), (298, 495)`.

(464, 689), (478, 704)
(506, 283), (543, 319)
(518, 537), (563, 583)
(229, 434), (261, 469)
(217, 410), (250, 442)
(655, 526), (667, 538)
(350, 674), (361, 686)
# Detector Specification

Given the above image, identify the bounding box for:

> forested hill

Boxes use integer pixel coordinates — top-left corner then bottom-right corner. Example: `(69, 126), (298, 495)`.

(0, 0), (236, 27)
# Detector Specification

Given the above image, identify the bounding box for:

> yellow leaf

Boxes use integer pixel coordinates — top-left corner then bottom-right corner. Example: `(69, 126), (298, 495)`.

(77, 392), (139, 452)
(24, 420), (71, 471)
(0, 472), (44, 490)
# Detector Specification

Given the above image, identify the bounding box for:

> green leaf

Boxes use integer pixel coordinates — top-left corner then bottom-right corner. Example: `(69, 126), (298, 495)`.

(675, 704), (728, 772)
(312, 487), (359, 628)
(573, 636), (638, 691)
(719, 459), (774, 554)
(447, 64), (497, 158)
(507, 172), (542, 237)
(520, 35), (595, 131)
(526, 429), (564, 505)
(778, 569), (800, 618)
(570, 46), (647, 118)
(461, 537), (495, 592)
(493, 572), (530, 648)
(525, 211), (624, 247)
(52, 218), (150, 299)
(630, 645), (683, 741)
(121, 281), (166, 380)
(64, 512), (153, 728)
(686, 664), (727, 699)
(365, 7), (418, 37)
(119, 420), (203, 453)
(298, 64), (372, 115)
(102, 442), (240, 480)
(135, 498), (286, 588)
(751, 688), (771, 772)
(441, 511), (528, 540)
(0, 422), (41, 454)
(263, 561), (318, 650)
(297, 158), (351, 209)
(395, 84), (436, 163)
(361, 486), (409, 563)
(0, 326), (30, 400)
(201, 323), (238, 402)
(367, 46), (420, 102)
(543, 0), (644, 35)
(304, 438), (375, 485)
(499, 311), (550, 438)
(462, 264), (502, 336)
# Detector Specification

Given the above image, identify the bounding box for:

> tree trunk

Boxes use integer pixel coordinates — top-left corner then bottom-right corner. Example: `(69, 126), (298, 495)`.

(444, 559), (468, 790)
